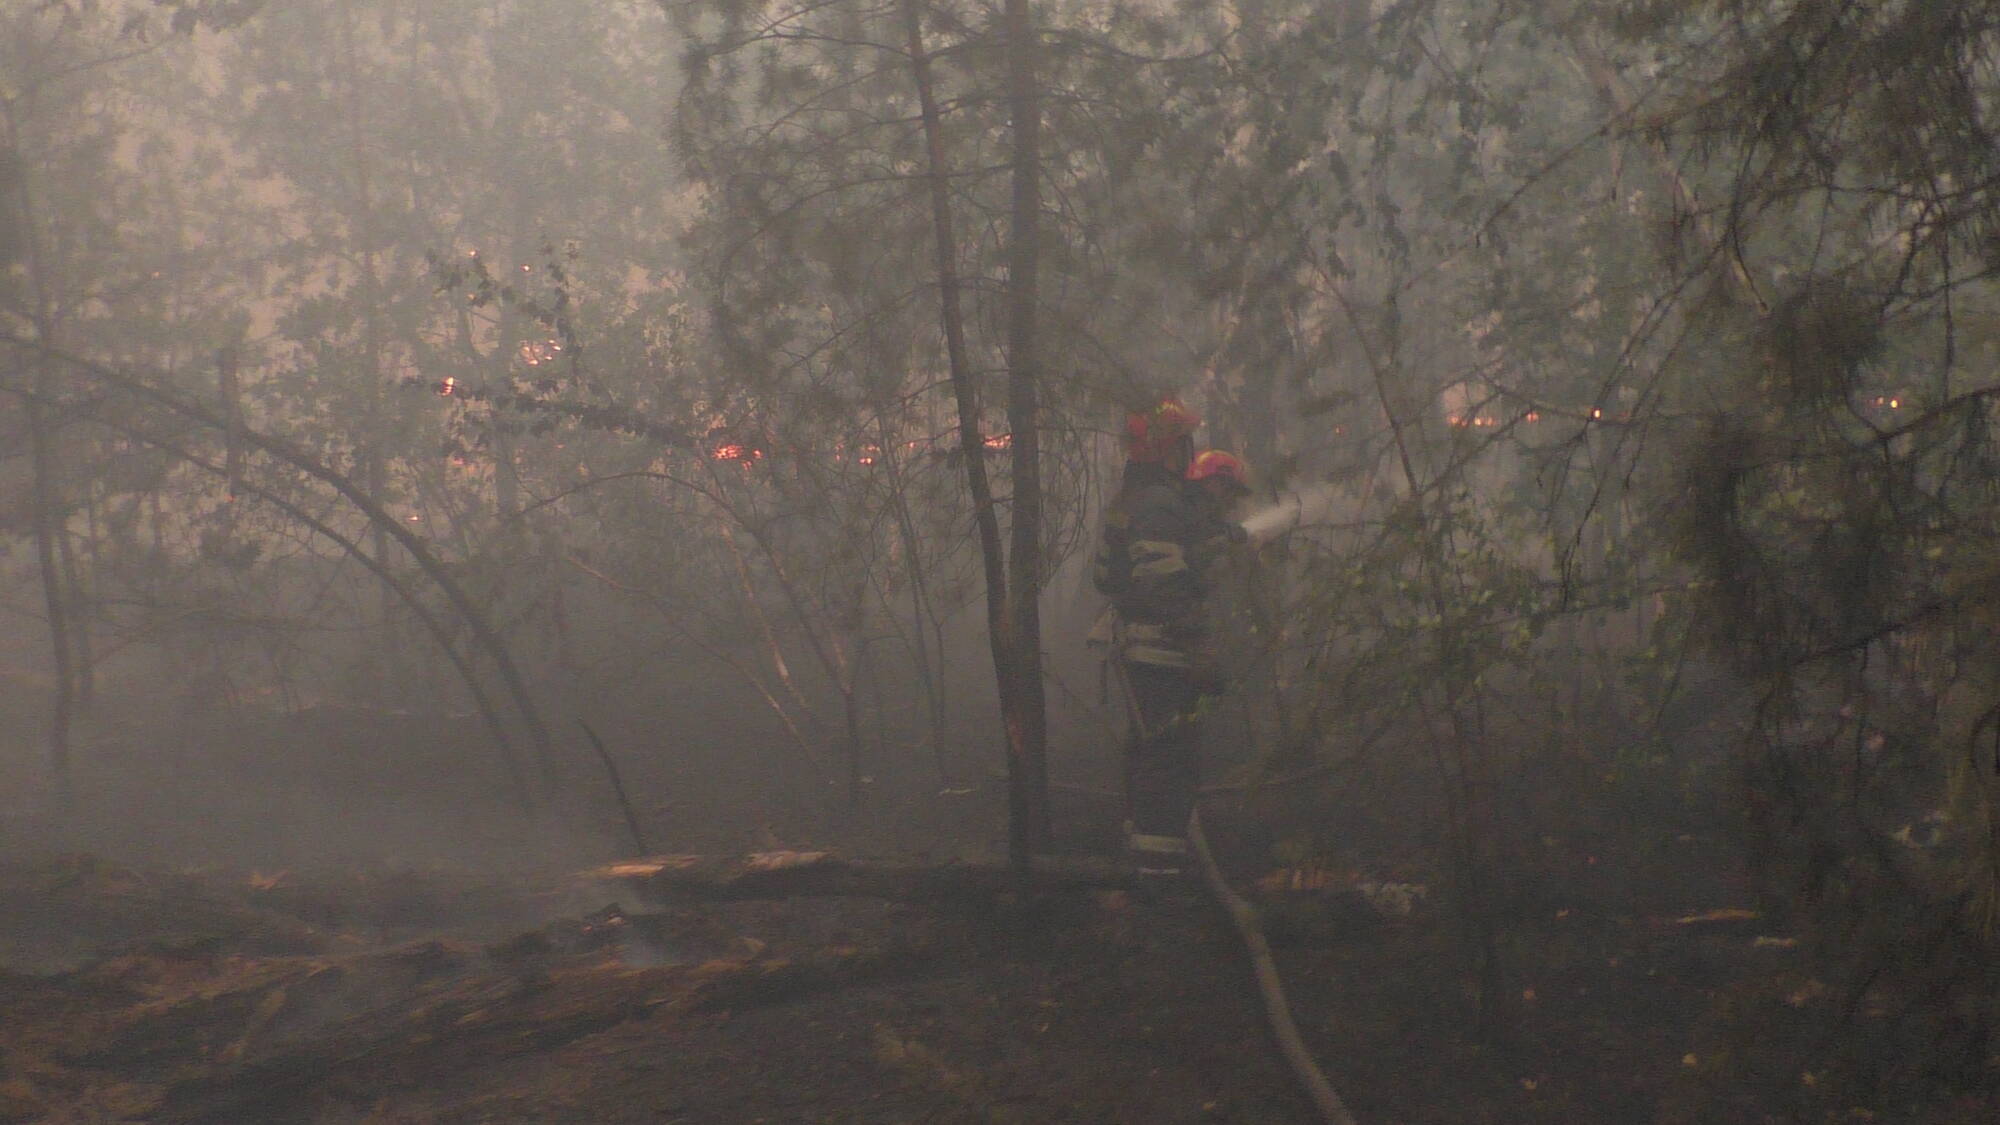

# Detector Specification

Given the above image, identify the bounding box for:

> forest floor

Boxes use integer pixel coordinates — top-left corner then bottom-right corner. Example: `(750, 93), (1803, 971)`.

(3, 697), (1997, 1123)
(7, 804), (1984, 1124)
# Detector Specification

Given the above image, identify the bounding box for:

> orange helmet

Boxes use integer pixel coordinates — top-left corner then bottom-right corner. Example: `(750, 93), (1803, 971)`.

(1187, 449), (1251, 492)
(1123, 396), (1202, 462)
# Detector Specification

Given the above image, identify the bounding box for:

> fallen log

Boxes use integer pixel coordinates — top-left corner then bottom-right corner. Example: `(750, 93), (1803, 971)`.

(593, 845), (1359, 1124)
(588, 850), (1137, 904)
(983, 765), (1342, 802)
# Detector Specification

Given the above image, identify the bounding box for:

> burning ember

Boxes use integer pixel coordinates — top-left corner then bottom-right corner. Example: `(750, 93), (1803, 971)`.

(518, 339), (563, 367)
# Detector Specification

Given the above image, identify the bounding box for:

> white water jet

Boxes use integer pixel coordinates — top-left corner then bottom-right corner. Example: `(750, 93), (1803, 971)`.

(1237, 481), (1343, 544)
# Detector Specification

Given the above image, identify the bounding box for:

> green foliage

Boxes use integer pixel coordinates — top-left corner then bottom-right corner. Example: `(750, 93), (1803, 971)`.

(1762, 280), (1883, 408)
(1629, 0), (2000, 1102)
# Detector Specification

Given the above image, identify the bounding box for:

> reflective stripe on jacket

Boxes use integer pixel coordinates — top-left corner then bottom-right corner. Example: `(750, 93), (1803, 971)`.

(1093, 463), (1227, 668)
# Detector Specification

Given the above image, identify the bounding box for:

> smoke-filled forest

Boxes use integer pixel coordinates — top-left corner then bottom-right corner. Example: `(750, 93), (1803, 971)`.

(3, 1), (1998, 1121)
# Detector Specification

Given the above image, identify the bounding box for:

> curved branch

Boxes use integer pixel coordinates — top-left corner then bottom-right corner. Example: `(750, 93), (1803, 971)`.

(3, 335), (560, 788)
(82, 415), (536, 810)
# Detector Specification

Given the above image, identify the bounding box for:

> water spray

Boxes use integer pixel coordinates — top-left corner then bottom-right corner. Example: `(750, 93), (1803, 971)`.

(1236, 481), (1344, 544)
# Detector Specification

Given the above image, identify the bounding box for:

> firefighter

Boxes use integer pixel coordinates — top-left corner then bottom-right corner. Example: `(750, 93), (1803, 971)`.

(1091, 397), (1247, 873)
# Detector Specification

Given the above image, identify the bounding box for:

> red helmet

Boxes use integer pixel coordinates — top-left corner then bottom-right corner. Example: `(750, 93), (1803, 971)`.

(1186, 449), (1251, 491)
(1123, 396), (1202, 462)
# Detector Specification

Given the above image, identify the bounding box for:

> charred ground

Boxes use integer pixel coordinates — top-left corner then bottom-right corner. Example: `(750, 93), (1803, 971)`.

(5, 678), (1985, 1125)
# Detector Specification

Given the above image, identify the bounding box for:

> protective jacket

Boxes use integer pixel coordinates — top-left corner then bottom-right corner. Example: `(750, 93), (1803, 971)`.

(1092, 462), (1239, 668)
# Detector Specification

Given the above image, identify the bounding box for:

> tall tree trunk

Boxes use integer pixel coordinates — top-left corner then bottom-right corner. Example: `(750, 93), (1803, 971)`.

(7, 110), (77, 805)
(26, 378), (75, 806)
(338, 8), (403, 707)
(1000, 0), (1051, 860)
(219, 345), (244, 498)
(902, 0), (1049, 870)
(54, 493), (92, 707)
(75, 473), (100, 707)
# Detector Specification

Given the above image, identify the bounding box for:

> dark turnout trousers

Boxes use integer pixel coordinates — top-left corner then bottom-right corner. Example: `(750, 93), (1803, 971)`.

(1122, 661), (1208, 857)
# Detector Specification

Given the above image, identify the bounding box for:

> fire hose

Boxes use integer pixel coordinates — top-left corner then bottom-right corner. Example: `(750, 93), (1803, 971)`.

(1189, 805), (1357, 1125)
(1108, 655), (1355, 1125)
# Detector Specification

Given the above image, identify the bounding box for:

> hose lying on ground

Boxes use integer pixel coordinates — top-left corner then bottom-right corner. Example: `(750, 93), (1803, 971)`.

(1188, 806), (1357, 1125)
